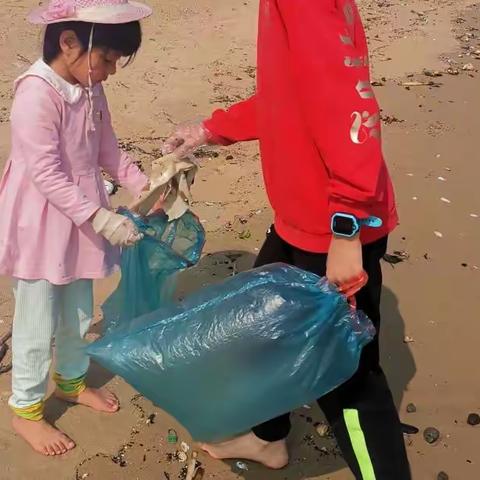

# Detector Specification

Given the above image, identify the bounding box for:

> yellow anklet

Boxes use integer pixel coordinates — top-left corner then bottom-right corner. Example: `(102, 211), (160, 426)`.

(54, 373), (87, 397)
(11, 401), (44, 421)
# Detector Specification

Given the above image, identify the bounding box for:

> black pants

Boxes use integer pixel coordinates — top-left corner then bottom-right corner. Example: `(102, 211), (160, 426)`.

(252, 227), (411, 480)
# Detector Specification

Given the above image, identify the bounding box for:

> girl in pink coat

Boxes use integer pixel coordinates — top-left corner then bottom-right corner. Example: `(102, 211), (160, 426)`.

(0, 0), (152, 456)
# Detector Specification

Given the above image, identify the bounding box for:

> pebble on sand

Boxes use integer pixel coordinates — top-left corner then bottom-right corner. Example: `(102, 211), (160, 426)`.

(462, 63), (475, 71)
(446, 67), (460, 75)
(467, 413), (480, 426)
(406, 403), (417, 413)
(424, 427), (441, 444)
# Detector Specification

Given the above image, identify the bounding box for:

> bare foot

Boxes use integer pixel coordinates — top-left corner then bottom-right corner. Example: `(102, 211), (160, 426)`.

(55, 387), (119, 413)
(12, 416), (75, 456)
(201, 432), (289, 469)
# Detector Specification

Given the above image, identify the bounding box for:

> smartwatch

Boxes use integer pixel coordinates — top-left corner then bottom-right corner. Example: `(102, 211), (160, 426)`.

(331, 213), (382, 238)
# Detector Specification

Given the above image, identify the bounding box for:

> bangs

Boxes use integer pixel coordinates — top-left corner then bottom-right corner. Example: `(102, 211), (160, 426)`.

(93, 22), (142, 64)
(43, 21), (142, 65)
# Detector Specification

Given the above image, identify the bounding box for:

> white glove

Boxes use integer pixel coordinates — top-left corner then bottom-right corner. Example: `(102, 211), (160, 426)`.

(91, 208), (143, 247)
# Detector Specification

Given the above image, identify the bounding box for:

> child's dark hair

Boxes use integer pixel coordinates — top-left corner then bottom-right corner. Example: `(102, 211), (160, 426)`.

(43, 21), (142, 65)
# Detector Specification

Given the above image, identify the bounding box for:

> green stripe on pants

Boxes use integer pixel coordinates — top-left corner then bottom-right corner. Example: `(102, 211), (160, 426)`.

(344, 409), (377, 480)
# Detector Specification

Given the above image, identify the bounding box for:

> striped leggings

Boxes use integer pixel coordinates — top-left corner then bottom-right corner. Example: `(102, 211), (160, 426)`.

(9, 279), (93, 412)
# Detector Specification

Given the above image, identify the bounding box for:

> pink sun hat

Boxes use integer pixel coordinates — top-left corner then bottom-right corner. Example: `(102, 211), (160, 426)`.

(28, 0), (152, 25)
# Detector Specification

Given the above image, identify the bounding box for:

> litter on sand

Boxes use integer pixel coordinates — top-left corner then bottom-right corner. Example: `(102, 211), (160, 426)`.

(316, 424), (332, 438)
(383, 250), (410, 265)
(167, 429), (178, 444)
(235, 461), (249, 471)
(402, 81), (441, 87)
(103, 179), (115, 195)
(177, 452), (188, 463)
(185, 452), (199, 480)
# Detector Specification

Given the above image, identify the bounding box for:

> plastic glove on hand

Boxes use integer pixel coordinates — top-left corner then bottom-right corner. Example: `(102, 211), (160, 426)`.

(162, 121), (211, 158)
(91, 208), (143, 247)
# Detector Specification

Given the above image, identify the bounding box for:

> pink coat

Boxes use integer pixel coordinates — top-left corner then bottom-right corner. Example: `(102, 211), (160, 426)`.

(0, 60), (148, 285)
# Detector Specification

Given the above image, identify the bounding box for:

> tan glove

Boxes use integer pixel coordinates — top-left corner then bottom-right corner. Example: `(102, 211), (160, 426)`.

(91, 208), (143, 247)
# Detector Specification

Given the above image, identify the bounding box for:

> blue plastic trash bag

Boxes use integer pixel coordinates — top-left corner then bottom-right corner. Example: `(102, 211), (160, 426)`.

(88, 263), (375, 441)
(102, 210), (205, 333)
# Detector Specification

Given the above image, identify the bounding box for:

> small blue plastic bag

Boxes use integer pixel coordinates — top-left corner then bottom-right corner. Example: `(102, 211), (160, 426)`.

(88, 263), (375, 441)
(101, 210), (205, 333)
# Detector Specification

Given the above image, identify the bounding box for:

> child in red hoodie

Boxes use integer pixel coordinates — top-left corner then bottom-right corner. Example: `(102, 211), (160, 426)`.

(163, 1), (411, 478)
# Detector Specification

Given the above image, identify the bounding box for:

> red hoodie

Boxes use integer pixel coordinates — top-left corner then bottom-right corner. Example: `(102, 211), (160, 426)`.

(204, 0), (398, 253)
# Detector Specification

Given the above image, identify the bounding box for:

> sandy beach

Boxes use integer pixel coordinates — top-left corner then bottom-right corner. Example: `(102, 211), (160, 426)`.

(0, 1), (479, 478)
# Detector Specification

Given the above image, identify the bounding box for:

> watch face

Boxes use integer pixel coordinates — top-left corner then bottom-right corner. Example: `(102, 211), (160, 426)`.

(333, 216), (355, 236)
